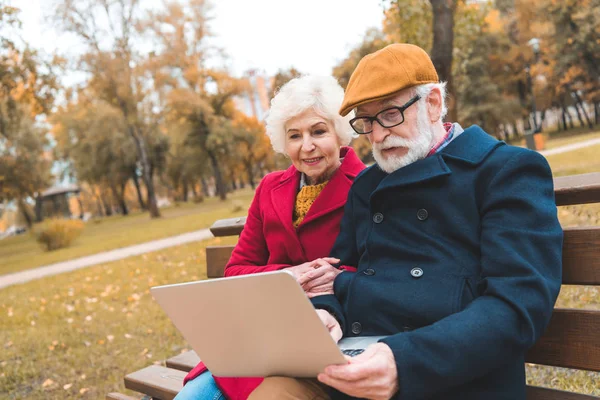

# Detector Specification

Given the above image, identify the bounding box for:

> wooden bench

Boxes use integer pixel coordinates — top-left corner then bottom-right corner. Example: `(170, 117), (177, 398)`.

(109, 172), (600, 400)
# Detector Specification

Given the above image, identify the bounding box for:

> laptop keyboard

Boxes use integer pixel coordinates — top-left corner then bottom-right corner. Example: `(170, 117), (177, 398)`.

(342, 349), (365, 357)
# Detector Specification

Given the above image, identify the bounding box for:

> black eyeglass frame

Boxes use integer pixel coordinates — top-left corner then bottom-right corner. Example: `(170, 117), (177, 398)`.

(349, 94), (421, 134)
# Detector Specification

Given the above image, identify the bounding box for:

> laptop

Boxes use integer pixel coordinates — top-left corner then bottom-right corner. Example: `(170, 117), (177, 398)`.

(150, 270), (385, 378)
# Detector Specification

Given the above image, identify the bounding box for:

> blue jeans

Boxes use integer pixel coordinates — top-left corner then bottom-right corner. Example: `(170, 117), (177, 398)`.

(175, 371), (225, 400)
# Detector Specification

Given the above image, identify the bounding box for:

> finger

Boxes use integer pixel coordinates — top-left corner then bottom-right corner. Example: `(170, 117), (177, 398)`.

(299, 267), (329, 288)
(296, 270), (314, 286)
(324, 360), (376, 381)
(302, 274), (333, 291)
(321, 257), (340, 264)
(317, 373), (371, 398)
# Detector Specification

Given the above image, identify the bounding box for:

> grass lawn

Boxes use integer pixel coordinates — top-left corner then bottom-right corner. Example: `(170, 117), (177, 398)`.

(0, 189), (255, 276)
(1, 235), (237, 399)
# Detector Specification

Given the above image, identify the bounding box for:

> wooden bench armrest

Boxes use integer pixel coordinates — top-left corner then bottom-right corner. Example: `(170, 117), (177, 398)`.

(210, 216), (246, 237)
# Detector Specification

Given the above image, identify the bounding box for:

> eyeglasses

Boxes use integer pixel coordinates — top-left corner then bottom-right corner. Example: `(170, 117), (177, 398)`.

(349, 95), (421, 134)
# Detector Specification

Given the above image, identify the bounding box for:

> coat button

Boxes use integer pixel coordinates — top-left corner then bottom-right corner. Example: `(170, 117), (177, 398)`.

(417, 209), (428, 221)
(410, 267), (424, 278)
(373, 212), (384, 224)
(363, 268), (376, 276)
(351, 322), (362, 335)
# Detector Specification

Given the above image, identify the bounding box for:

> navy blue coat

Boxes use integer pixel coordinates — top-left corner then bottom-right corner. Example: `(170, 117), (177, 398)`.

(313, 126), (563, 400)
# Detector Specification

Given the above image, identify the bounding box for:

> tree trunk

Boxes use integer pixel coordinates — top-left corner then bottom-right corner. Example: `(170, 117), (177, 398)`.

(125, 122), (160, 217)
(200, 176), (210, 197)
(595, 102), (599, 125)
(572, 91), (593, 129)
(132, 169), (146, 210)
(110, 184), (128, 215)
(245, 161), (256, 189)
(34, 194), (43, 222)
(100, 192), (113, 216)
(207, 150), (227, 200)
(429, 0), (458, 122)
(182, 180), (189, 202)
(17, 198), (33, 228)
(119, 182), (129, 215)
(572, 99), (585, 128)
(561, 105), (568, 131)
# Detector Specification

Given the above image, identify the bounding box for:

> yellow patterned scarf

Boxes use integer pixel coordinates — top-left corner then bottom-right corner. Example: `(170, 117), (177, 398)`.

(293, 181), (329, 228)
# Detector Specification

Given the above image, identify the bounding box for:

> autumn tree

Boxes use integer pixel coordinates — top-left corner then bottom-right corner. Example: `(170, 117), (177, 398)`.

(53, 0), (165, 217)
(142, 0), (245, 200)
(0, 5), (57, 226)
(268, 67), (302, 100)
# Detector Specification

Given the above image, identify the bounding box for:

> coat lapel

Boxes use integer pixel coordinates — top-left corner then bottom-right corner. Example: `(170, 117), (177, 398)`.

(373, 154), (452, 195)
(271, 165), (307, 260)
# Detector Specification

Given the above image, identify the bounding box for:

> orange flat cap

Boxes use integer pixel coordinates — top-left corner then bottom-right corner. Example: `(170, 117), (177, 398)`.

(339, 43), (439, 116)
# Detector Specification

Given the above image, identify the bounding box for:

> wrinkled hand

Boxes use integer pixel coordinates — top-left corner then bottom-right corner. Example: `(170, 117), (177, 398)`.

(296, 258), (341, 298)
(285, 262), (317, 280)
(318, 343), (399, 400)
(316, 309), (343, 343)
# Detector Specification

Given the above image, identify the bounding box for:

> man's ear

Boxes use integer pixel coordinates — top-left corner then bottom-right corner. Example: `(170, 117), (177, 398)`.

(427, 87), (443, 123)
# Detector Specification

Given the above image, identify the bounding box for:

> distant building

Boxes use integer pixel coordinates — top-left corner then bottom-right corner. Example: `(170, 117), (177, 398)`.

(234, 69), (272, 121)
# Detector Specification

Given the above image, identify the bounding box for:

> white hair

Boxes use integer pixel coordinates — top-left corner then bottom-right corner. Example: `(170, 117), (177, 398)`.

(265, 75), (357, 154)
(413, 82), (448, 121)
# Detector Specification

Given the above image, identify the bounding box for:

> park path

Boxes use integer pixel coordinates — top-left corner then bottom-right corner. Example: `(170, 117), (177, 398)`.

(1, 136), (599, 290)
(539, 137), (600, 157)
(0, 228), (213, 290)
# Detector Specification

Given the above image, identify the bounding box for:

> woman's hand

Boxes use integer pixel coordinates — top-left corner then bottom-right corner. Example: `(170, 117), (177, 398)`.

(296, 257), (342, 298)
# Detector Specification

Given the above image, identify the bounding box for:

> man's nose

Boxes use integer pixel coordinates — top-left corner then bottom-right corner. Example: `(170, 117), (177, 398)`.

(368, 121), (388, 144)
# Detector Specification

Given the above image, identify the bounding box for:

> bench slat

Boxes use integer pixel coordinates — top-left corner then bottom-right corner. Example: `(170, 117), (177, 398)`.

(166, 351), (200, 372)
(554, 173), (600, 206)
(124, 365), (185, 400)
(527, 385), (600, 400)
(526, 309), (600, 372)
(206, 245), (236, 278)
(210, 217), (246, 237)
(562, 227), (600, 285)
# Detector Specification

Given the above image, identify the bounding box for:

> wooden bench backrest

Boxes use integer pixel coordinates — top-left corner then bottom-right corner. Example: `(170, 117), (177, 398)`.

(207, 172), (600, 399)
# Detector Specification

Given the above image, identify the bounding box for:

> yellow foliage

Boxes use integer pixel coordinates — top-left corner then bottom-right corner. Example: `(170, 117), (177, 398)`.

(35, 219), (85, 252)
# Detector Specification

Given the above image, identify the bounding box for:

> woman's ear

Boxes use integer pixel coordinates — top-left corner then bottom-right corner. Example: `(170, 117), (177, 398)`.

(427, 88), (443, 123)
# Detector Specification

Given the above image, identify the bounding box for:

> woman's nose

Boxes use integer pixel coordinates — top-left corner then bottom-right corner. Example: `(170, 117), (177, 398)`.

(301, 137), (315, 152)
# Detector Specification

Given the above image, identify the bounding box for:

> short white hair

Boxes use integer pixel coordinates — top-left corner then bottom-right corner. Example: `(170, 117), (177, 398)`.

(265, 75), (357, 154)
(413, 82), (448, 121)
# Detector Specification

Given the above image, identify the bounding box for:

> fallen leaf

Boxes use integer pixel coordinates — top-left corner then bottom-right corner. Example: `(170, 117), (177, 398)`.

(4, 341), (13, 348)
(79, 388), (89, 394)
(30, 321), (36, 326)
(140, 348), (148, 355)
(63, 383), (73, 390)
(106, 335), (114, 342)
(83, 341), (91, 347)
(124, 334), (133, 339)
(66, 318), (74, 324)
(85, 315), (92, 322)
(7, 308), (13, 317)
(80, 374), (86, 380)
(42, 379), (54, 388)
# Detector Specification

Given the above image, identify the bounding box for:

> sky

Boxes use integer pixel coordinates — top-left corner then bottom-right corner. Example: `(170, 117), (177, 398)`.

(16, 0), (386, 78)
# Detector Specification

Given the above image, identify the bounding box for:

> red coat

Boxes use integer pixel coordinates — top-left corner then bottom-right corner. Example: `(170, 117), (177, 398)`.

(183, 147), (365, 399)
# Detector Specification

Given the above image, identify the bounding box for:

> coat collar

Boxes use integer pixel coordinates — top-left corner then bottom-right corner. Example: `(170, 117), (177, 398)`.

(271, 147), (365, 236)
(354, 125), (504, 198)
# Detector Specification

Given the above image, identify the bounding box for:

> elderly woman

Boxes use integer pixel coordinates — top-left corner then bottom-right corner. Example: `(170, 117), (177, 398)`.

(175, 75), (365, 400)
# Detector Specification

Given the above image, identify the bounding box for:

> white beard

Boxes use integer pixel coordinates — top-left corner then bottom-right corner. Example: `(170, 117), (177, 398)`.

(372, 109), (435, 174)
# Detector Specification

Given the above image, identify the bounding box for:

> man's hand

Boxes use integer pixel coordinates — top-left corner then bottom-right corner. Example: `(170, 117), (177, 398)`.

(296, 258), (341, 298)
(316, 309), (342, 343)
(318, 343), (399, 400)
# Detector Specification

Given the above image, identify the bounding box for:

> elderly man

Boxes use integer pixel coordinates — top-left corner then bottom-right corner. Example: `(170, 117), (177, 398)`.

(250, 44), (562, 400)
